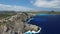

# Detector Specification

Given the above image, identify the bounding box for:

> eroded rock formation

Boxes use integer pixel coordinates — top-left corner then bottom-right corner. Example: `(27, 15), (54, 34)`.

(0, 13), (40, 34)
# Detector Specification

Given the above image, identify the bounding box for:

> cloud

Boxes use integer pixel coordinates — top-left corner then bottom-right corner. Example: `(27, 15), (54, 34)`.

(30, 1), (34, 4)
(31, 0), (60, 8)
(0, 4), (33, 11)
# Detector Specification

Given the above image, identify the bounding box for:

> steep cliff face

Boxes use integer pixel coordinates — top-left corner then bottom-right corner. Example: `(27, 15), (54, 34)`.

(0, 13), (39, 34)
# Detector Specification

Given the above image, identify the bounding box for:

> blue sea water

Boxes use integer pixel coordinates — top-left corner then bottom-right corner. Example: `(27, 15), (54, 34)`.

(28, 14), (60, 34)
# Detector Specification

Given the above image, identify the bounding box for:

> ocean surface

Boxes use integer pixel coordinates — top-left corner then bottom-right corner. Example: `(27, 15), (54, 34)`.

(28, 14), (60, 34)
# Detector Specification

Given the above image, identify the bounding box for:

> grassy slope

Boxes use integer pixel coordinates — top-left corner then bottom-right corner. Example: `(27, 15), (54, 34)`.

(0, 13), (16, 19)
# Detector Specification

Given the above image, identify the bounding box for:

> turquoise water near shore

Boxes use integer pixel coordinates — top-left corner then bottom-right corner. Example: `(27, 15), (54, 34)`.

(28, 14), (60, 34)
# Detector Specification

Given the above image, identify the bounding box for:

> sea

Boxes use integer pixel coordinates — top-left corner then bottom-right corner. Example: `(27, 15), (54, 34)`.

(28, 14), (60, 34)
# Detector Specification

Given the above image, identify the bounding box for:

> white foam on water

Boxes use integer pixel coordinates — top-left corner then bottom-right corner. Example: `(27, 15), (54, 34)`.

(24, 27), (42, 34)
(32, 27), (42, 33)
(27, 18), (34, 23)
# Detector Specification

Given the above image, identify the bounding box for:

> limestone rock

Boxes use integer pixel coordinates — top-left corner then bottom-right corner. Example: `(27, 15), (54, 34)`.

(0, 13), (40, 34)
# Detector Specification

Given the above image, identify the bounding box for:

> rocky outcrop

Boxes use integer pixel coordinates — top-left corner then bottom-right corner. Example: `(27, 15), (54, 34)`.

(0, 13), (40, 34)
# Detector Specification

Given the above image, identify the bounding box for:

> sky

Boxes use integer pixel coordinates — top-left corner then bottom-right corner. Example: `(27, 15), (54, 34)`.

(0, 0), (60, 11)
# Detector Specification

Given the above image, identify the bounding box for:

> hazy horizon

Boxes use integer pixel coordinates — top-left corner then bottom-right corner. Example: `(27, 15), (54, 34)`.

(0, 0), (60, 11)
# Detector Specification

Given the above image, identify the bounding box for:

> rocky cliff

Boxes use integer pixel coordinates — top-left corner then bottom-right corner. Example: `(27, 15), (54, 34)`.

(0, 13), (40, 34)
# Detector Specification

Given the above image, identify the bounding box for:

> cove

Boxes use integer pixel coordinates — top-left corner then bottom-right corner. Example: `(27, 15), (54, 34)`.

(28, 14), (60, 34)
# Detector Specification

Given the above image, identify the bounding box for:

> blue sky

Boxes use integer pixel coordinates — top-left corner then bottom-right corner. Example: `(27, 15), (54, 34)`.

(0, 0), (60, 11)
